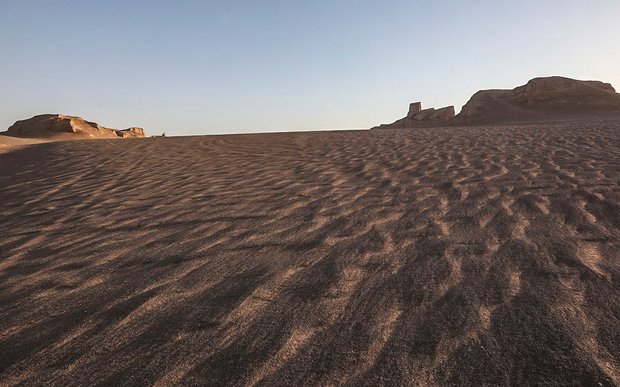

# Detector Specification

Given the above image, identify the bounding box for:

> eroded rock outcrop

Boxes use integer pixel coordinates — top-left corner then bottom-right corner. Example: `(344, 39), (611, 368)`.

(5, 114), (146, 139)
(375, 102), (455, 128)
(374, 76), (620, 129)
(455, 76), (620, 124)
(117, 127), (146, 138)
(407, 102), (422, 117)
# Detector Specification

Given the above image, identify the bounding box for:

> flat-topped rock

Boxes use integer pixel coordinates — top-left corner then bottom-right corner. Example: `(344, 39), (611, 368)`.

(456, 76), (620, 124)
(375, 103), (455, 129)
(374, 76), (620, 128)
(117, 127), (146, 138)
(407, 102), (422, 117)
(5, 114), (146, 139)
(413, 106), (455, 121)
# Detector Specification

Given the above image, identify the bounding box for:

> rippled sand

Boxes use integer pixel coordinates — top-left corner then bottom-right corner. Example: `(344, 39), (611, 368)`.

(1, 121), (619, 385)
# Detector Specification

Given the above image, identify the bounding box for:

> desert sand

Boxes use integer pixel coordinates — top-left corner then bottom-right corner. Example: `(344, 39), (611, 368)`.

(1, 119), (619, 385)
(0, 136), (49, 154)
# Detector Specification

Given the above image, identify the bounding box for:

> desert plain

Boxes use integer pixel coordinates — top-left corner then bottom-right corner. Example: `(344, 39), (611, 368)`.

(0, 118), (619, 385)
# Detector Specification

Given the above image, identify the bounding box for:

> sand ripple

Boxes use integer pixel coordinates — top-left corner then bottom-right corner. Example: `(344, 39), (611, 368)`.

(1, 121), (619, 385)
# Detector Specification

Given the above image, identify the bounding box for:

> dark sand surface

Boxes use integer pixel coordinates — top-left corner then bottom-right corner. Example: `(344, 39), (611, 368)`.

(1, 121), (620, 385)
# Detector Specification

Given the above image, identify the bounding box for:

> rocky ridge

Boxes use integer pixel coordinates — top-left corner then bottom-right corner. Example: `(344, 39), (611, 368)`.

(4, 114), (145, 139)
(374, 76), (620, 128)
(458, 76), (620, 124)
(375, 102), (455, 129)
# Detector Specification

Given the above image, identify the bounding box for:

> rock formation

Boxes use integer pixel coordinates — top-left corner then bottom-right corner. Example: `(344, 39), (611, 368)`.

(117, 127), (146, 138)
(455, 76), (620, 124)
(407, 102), (422, 117)
(374, 76), (620, 128)
(4, 114), (146, 139)
(375, 102), (455, 129)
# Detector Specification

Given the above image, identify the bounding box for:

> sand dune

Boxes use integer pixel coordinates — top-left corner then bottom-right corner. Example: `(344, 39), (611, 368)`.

(1, 121), (619, 385)
(0, 136), (49, 154)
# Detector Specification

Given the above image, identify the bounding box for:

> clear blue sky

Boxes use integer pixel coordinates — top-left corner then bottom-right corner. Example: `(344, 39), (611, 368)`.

(1, 1), (619, 135)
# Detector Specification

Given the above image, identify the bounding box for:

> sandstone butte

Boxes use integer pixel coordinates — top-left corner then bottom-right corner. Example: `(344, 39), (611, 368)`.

(375, 76), (620, 128)
(3, 114), (145, 139)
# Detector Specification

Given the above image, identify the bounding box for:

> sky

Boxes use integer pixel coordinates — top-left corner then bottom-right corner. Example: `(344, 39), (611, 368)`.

(1, 0), (619, 135)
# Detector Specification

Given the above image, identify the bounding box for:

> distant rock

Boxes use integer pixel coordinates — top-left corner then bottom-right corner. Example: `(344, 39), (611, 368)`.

(413, 106), (455, 122)
(4, 114), (145, 139)
(117, 127), (146, 138)
(407, 102), (422, 117)
(455, 76), (620, 124)
(375, 102), (455, 129)
(374, 76), (620, 129)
